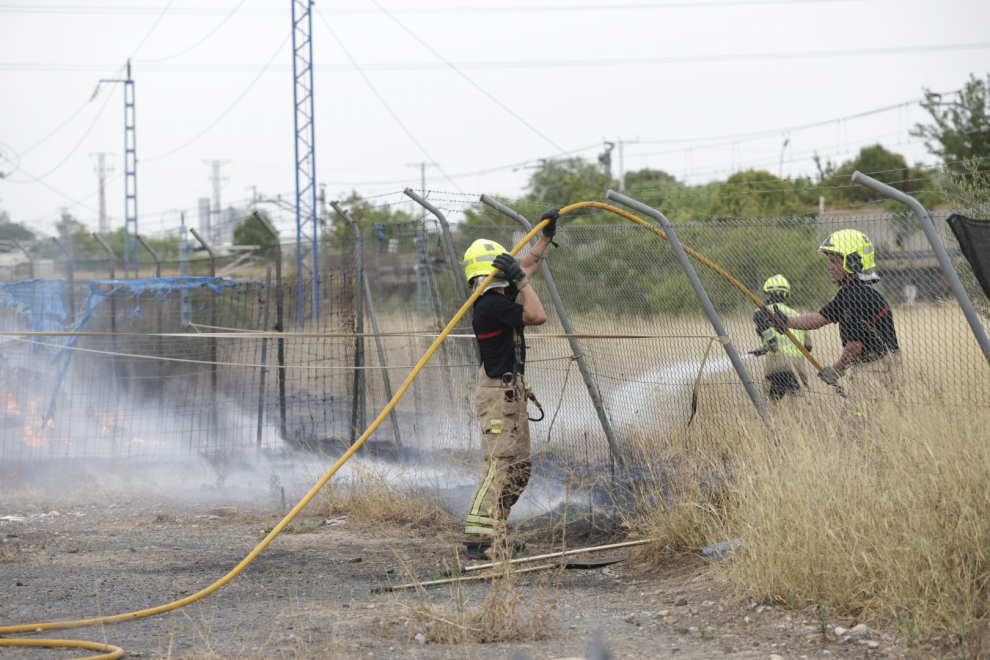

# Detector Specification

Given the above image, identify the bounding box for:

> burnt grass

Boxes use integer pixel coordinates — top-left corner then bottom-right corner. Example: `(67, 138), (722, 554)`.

(0, 493), (914, 659)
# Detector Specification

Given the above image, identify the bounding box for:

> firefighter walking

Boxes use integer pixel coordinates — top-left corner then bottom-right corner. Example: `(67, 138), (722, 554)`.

(749, 274), (812, 400)
(460, 210), (558, 560)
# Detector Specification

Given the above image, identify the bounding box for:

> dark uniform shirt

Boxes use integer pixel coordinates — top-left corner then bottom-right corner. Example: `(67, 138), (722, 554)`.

(473, 283), (525, 378)
(819, 279), (899, 362)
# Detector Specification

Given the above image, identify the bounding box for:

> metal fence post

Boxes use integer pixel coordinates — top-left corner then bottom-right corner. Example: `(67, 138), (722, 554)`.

(605, 190), (770, 424)
(13, 239), (33, 279)
(329, 201), (367, 445)
(92, 233), (116, 280)
(403, 188), (470, 304)
(480, 194), (627, 475)
(852, 171), (990, 370)
(330, 201), (405, 453)
(189, 227), (219, 439)
(136, 235), (162, 278)
(257, 266), (272, 451)
(251, 212), (288, 442)
(52, 237), (75, 313)
(136, 235), (165, 381)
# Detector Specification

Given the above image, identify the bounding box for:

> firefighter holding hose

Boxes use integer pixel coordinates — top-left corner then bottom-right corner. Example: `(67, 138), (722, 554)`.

(749, 274), (812, 400)
(779, 230), (900, 389)
(460, 209), (559, 560)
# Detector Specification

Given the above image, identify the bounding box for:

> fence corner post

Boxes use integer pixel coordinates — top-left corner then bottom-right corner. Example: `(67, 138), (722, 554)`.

(251, 212), (288, 443)
(13, 239), (34, 279)
(605, 189), (770, 426)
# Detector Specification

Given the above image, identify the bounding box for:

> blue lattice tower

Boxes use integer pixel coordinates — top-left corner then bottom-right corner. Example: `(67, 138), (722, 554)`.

(100, 60), (139, 278)
(292, 0), (319, 327)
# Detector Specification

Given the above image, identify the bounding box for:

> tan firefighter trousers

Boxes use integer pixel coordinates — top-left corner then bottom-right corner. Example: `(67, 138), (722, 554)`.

(464, 371), (532, 540)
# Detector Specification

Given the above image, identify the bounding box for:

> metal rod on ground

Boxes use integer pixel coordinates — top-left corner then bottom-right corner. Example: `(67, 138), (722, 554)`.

(52, 237), (75, 313)
(851, 171), (990, 370)
(605, 190), (770, 424)
(374, 563), (561, 594)
(13, 239), (34, 279)
(257, 266), (272, 452)
(403, 188), (481, 361)
(440, 538), (653, 576)
(251, 212), (288, 442)
(330, 201), (367, 446)
(190, 227), (219, 441)
(137, 234), (166, 382)
(480, 194), (628, 478)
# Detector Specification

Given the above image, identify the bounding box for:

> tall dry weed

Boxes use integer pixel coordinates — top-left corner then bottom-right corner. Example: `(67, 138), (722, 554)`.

(633, 352), (990, 655)
(318, 462), (452, 528)
(410, 550), (558, 644)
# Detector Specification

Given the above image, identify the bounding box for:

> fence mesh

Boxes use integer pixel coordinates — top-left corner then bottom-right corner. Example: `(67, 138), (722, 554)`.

(1, 205), (988, 499)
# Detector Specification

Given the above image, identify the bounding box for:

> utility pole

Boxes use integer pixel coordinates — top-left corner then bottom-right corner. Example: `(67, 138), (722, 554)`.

(91, 153), (113, 235)
(292, 0), (319, 328)
(203, 159), (230, 244)
(598, 141), (615, 178)
(406, 162), (438, 194)
(99, 59), (138, 277)
(779, 137), (790, 179)
(179, 211), (191, 325)
(615, 138), (639, 192)
(246, 185), (258, 212)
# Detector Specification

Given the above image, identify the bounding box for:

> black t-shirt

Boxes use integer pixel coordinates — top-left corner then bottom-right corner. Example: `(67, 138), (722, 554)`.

(473, 284), (526, 378)
(819, 279), (899, 361)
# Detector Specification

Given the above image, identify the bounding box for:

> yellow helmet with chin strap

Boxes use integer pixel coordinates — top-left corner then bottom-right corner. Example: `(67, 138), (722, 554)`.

(763, 274), (791, 296)
(463, 239), (508, 285)
(818, 229), (879, 281)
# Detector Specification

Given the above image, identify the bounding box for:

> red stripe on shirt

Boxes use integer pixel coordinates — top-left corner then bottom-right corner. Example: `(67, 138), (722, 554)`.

(476, 325), (511, 340)
(869, 307), (890, 323)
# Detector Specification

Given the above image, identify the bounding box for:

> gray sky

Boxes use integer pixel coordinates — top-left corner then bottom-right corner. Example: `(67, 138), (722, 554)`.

(1, 0), (988, 239)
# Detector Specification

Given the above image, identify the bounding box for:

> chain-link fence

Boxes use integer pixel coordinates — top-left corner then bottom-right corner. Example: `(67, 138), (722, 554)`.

(1, 206), (987, 496)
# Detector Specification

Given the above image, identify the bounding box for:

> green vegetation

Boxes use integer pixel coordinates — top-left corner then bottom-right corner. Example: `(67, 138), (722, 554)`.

(913, 73), (990, 172)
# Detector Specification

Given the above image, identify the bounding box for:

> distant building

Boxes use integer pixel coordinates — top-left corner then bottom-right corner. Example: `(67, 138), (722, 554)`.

(0, 211), (9, 225)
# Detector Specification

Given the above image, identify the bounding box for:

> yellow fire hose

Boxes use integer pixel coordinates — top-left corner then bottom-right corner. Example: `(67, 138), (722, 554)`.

(0, 202), (823, 659)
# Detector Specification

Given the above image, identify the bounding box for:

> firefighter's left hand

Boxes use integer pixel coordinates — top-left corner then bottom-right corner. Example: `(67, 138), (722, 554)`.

(540, 208), (561, 240)
(493, 253), (525, 285)
(749, 346), (768, 357)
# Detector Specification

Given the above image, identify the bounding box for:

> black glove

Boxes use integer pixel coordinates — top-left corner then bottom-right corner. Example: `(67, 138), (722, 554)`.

(492, 253), (526, 286)
(769, 308), (789, 332)
(817, 366), (842, 386)
(749, 346), (768, 357)
(540, 208), (560, 241)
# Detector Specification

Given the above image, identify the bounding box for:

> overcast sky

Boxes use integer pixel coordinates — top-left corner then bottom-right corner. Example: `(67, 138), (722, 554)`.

(1, 0), (988, 239)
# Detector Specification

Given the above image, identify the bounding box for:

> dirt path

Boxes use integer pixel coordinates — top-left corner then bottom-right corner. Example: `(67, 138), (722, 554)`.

(1, 495), (907, 659)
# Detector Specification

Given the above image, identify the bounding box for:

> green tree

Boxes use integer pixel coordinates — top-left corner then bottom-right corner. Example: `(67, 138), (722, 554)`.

(0, 223), (35, 244)
(233, 212), (277, 254)
(819, 144), (940, 212)
(323, 191), (417, 243)
(913, 73), (990, 172)
(710, 170), (805, 219)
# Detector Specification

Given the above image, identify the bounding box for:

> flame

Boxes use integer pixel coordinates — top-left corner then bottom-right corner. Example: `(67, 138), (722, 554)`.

(2, 393), (20, 414)
(100, 406), (125, 433)
(22, 402), (54, 448)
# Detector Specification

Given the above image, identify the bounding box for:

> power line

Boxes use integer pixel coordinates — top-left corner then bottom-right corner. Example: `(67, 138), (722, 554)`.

(133, 0), (247, 63)
(8, 42), (988, 73)
(369, 0), (570, 156)
(313, 5), (462, 193)
(142, 33), (290, 163)
(0, 1), (870, 16)
(127, 0), (175, 60)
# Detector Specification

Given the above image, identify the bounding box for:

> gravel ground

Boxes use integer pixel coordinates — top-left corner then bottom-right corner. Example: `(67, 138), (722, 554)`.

(1, 494), (911, 659)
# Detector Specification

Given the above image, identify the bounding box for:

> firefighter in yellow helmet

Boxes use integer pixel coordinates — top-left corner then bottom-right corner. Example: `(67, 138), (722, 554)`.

(779, 229), (900, 388)
(460, 209), (558, 560)
(749, 274), (813, 400)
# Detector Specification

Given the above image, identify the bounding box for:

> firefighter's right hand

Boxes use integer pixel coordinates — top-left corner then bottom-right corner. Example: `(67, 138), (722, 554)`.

(749, 346), (768, 357)
(493, 253), (525, 285)
(817, 366), (842, 386)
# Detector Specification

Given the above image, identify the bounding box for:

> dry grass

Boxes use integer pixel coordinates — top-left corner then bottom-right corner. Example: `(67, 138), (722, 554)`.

(408, 550), (558, 645)
(317, 462), (453, 528)
(0, 538), (20, 562)
(631, 344), (990, 657)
